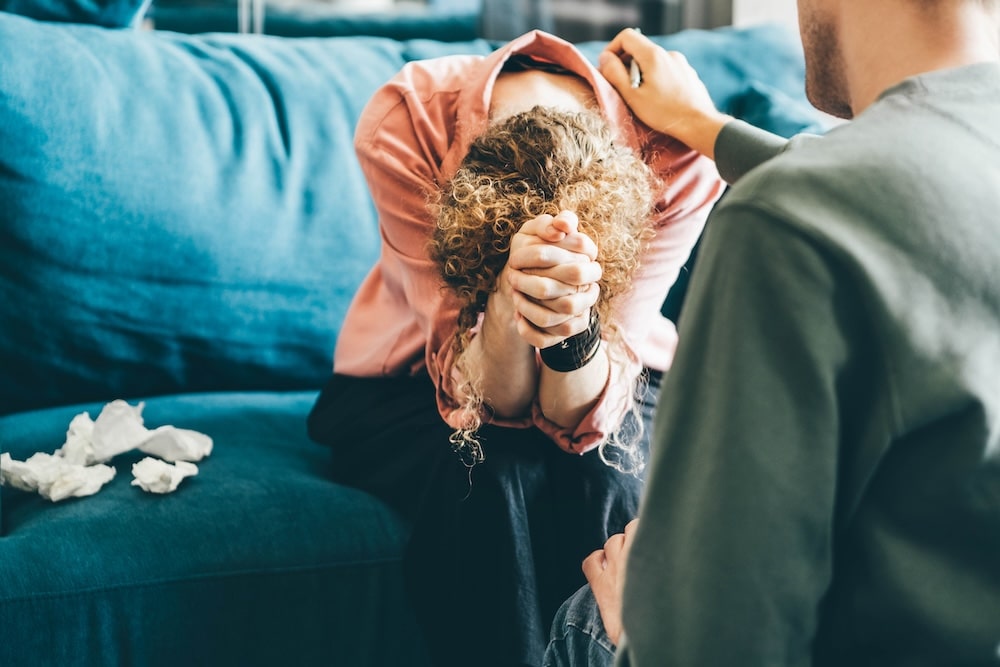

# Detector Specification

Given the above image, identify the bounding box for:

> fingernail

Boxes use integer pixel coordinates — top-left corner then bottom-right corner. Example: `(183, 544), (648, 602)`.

(558, 210), (579, 224)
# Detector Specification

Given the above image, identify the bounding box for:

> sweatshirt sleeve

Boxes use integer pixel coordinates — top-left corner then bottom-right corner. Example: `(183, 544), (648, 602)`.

(618, 196), (869, 665)
(714, 119), (791, 184)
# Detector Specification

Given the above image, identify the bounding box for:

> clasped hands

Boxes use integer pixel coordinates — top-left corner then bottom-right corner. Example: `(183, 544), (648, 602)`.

(503, 210), (602, 350)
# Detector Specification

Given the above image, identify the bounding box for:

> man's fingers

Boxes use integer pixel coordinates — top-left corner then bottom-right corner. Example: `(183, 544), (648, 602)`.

(623, 518), (640, 551)
(582, 549), (607, 584)
(603, 532), (627, 561)
(598, 49), (630, 92)
(603, 26), (646, 60)
(600, 27), (653, 91)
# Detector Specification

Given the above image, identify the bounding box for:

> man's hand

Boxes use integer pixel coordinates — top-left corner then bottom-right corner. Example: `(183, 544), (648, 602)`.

(598, 28), (730, 160)
(504, 210), (602, 349)
(581, 518), (639, 647)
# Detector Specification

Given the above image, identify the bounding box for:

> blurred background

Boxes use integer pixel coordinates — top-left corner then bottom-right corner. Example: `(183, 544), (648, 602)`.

(145, 0), (798, 41)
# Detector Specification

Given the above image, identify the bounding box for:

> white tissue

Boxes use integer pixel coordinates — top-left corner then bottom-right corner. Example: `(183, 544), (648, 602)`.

(55, 400), (213, 465)
(93, 400), (153, 459)
(1, 399), (213, 502)
(0, 453), (39, 492)
(131, 457), (198, 494)
(56, 400), (150, 465)
(57, 412), (100, 465)
(0, 452), (116, 502)
(138, 426), (213, 462)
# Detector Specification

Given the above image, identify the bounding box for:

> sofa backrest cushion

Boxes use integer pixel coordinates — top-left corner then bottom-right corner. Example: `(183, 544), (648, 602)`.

(0, 0), (149, 26)
(0, 13), (821, 416)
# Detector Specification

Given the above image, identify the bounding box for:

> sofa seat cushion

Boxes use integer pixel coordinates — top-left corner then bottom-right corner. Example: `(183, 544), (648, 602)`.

(0, 391), (427, 667)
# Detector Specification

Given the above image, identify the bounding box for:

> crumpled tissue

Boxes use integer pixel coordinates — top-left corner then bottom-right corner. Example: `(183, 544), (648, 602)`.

(0, 399), (213, 502)
(0, 452), (116, 502)
(131, 457), (199, 494)
(56, 400), (213, 465)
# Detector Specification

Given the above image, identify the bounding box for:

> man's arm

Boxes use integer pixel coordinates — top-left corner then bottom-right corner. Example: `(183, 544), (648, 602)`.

(714, 120), (793, 184)
(599, 28), (790, 182)
(618, 199), (869, 666)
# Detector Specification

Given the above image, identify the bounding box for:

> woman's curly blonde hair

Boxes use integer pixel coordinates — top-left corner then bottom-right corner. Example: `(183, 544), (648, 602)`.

(428, 104), (659, 473)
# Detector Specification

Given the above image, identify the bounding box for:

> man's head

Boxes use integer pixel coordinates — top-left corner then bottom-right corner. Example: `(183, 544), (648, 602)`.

(797, 0), (852, 118)
(796, 0), (1000, 119)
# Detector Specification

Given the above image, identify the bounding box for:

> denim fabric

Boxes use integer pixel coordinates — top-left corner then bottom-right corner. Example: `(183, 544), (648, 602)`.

(544, 584), (616, 667)
(309, 370), (662, 667)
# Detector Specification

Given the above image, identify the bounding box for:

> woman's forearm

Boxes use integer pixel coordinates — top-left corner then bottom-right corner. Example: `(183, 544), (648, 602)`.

(538, 342), (610, 428)
(463, 290), (539, 419)
(462, 290), (610, 429)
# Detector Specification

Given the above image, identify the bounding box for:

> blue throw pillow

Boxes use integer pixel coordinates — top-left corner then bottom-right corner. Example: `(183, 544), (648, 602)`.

(0, 0), (150, 27)
(732, 81), (828, 138)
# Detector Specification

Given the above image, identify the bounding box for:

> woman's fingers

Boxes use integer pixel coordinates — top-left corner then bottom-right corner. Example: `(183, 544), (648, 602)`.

(511, 287), (597, 331)
(507, 260), (603, 299)
(513, 211), (598, 261)
(513, 309), (592, 349)
(506, 210), (602, 347)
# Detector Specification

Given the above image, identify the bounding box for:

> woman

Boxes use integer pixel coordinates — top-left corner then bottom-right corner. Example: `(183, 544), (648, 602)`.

(307, 29), (722, 667)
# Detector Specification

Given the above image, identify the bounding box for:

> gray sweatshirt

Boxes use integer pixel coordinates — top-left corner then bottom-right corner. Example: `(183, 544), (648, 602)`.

(619, 62), (1000, 666)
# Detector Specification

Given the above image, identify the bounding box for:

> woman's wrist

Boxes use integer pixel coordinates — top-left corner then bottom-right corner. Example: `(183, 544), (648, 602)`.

(539, 311), (602, 372)
(470, 290), (539, 419)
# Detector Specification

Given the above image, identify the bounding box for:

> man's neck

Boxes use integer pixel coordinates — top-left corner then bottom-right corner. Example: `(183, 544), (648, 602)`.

(842, 0), (1000, 115)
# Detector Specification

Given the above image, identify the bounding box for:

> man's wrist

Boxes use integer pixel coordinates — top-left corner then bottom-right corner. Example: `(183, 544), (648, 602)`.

(675, 110), (731, 161)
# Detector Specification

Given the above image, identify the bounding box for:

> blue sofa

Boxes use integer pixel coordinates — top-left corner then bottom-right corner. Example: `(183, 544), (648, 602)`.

(0, 5), (823, 665)
(146, 0), (482, 40)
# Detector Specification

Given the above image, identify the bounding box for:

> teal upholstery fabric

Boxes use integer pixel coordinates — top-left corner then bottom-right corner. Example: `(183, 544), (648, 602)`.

(0, 0), (148, 26)
(0, 391), (428, 666)
(148, 3), (481, 40)
(0, 13), (820, 418)
(0, 15), (405, 415)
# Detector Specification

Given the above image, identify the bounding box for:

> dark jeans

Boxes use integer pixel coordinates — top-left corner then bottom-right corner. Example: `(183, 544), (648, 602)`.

(307, 370), (660, 667)
(543, 584), (615, 667)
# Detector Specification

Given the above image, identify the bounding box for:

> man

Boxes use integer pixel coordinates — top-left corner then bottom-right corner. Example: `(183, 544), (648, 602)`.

(547, 1), (1000, 664)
